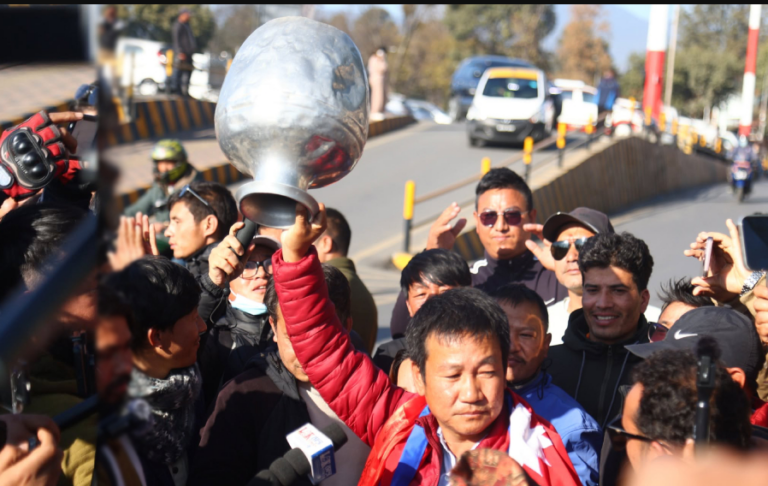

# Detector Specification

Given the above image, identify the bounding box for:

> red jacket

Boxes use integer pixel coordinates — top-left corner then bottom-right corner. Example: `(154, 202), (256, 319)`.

(273, 249), (577, 486)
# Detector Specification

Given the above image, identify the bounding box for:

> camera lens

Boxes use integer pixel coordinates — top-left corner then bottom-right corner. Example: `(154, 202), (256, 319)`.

(11, 132), (33, 155)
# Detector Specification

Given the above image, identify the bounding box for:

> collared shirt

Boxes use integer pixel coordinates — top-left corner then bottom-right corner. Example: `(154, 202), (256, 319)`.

(436, 427), (482, 486)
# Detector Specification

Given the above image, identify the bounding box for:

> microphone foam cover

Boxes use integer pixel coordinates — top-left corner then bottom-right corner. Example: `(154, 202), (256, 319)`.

(269, 457), (299, 486)
(321, 423), (348, 449)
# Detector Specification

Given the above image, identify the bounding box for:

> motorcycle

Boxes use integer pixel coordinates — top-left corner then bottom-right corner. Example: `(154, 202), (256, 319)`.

(730, 160), (753, 203)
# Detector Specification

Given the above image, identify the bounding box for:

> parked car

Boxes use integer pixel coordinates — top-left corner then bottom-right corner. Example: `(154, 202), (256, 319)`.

(404, 99), (452, 124)
(385, 93), (412, 117)
(465, 66), (555, 146)
(116, 37), (169, 96)
(449, 55), (534, 122)
(552, 79), (598, 130)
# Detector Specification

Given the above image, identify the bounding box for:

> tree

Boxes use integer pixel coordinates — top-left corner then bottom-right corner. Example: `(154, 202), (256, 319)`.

(556, 5), (613, 85)
(619, 52), (645, 100)
(321, 12), (351, 36)
(114, 5), (216, 50)
(442, 5), (556, 69)
(208, 5), (260, 55)
(350, 7), (401, 61)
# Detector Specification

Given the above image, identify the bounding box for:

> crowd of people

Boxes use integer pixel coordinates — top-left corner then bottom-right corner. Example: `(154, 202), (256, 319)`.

(1, 109), (767, 486)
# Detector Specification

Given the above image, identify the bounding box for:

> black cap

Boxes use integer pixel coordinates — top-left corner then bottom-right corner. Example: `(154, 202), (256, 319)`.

(626, 307), (765, 386)
(542, 207), (615, 242)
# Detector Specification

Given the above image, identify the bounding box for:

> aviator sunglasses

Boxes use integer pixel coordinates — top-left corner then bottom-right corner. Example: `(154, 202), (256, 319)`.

(550, 237), (592, 261)
(479, 209), (528, 227)
(178, 185), (218, 219)
(647, 322), (670, 343)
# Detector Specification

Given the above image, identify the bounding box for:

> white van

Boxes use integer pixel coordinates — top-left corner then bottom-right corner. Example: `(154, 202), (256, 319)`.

(552, 79), (598, 130)
(466, 66), (555, 146)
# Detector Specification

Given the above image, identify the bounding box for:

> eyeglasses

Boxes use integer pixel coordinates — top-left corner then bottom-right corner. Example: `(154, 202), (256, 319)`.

(478, 209), (528, 227)
(550, 237), (592, 261)
(607, 416), (669, 452)
(648, 322), (670, 343)
(241, 258), (273, 279)
(178, 185), (218, 218)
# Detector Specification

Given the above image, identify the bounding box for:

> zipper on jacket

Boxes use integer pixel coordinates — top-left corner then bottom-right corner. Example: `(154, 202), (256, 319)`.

(597, 346), (614, 423)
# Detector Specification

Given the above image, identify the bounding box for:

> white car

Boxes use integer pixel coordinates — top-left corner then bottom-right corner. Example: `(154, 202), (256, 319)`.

(404, 99), (452, 124)
(466, 66), (555, 145)
(552, 79), (598, 130)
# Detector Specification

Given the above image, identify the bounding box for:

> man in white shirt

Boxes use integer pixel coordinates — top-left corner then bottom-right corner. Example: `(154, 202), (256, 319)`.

(525, 208), (660, 345)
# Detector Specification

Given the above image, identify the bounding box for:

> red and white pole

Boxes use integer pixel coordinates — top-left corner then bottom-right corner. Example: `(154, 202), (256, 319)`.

(739, 4), (761, 137)
(643, 5), (669, 120)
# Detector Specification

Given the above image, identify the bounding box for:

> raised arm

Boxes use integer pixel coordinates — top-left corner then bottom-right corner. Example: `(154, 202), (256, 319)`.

(273, 204), (410, 445)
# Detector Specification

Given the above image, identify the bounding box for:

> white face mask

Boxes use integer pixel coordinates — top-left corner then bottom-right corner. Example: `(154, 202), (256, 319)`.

(229, 290), (268, 316)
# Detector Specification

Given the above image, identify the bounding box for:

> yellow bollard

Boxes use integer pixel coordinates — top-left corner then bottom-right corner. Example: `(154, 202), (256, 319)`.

(699, 135), (706, 147)
(585, 115), (594, 135)
(629, 97), (636, 107)
(226, 58), (233, 73)
(401, 180), (416, 253)
(691, 130), (698, 145)
(659, 112), (666, 132)
(523, 137), (533, 165)
(557, 122), (567, 148)
(165, 49), (174, 78)
(715, 138), (722, 153)
(644, 106), (652, 127)
(481, 157), (491, 175)
(671, 118), (678, 136)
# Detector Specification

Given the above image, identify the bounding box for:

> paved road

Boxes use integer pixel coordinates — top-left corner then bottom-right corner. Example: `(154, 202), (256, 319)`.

(369, 177), (768, 347)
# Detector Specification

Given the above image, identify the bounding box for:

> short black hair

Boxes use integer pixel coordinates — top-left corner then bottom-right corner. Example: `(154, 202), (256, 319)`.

(167, 181), (237, 241)
(406, 287), (510, 378)
(475, 168), (533, 212)
(400, 249), (471, 295)
(102, 257), (201, 351)
(324, 207), (351, 257)
(632, 340), (751, 450)
(0, 203), (86, 300)
(488, 283), (549, 333)
(265, 263), (351, 326)
(658, 277), (714, 312)
(578, 232), (654, 291)
(97, 283), (136, 341)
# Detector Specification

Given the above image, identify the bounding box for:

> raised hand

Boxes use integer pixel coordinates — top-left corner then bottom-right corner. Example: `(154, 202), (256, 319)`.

(523, 223), (555, 271)
(683, 219), (751, 302)
(208, 221), (256, 288)
(427, 202), (467, 250)
(108, 216), (149, 271)
(282, 203), (327, 263)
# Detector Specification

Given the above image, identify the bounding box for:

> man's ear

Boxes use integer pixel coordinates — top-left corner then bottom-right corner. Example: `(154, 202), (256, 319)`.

(405, 298), (414, 318)
(542, 332), (552, 356)
(315, 234), (333, 256)
(727, 367), (747, 389)
(639, 288), (651, 313)
(269, 316), (278, 343)
(202, 215), (219, 239)
(147, 328), (162, 348)
(412, 360), (426, 397)
(649, 440), (674, 457)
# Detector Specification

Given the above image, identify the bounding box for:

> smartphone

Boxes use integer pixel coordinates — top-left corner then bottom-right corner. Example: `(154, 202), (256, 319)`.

(740, 214), (768, 271)
(67, 114), (98, 153)
(702, 236), (714, 277)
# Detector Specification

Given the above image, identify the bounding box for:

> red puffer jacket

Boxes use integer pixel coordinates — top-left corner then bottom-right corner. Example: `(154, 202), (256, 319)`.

(272, 249), (578, 486)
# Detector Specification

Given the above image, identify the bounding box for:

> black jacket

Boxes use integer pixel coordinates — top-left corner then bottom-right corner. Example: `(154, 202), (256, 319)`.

(547, 308), (650, 428)
(190, 352), (312, 486)
(186, 242), (227, 327)
(198, 305), (274, 409)
(172, 20), (197, 57)
(390, 250), (567, 338)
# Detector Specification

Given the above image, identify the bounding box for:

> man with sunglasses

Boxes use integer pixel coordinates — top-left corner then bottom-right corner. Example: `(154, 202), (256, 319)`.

(198, 224), (281, 407)
(608, 345), (752, 473)
(390, 168), (566, 338)
(165, 181), (238, 325)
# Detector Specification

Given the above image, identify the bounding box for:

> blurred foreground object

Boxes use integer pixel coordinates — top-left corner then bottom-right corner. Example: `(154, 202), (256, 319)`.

(627, 449), (768, 486)
(215, 16), (369, 228)
(450, 449), (530, 486)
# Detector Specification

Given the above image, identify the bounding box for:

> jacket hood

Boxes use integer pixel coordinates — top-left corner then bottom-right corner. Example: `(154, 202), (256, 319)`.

(562, 308), (650, 354)
(244, 350), (300, 400)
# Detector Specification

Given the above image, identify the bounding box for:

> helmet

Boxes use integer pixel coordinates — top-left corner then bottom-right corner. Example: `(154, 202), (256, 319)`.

(151, 139), (189, 184)
(739, 135), (749, 148)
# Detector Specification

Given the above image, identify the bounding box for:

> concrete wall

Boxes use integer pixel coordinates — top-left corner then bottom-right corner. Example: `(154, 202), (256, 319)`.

(453, 136), (729, 261)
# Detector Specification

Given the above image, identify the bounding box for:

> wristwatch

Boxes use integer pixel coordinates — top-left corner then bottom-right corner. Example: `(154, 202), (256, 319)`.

(741, 271), (766, 296)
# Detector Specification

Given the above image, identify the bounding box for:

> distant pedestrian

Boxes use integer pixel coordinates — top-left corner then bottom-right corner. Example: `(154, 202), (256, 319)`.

(172, 7), (197, 97)
(596, 69), (620, 113)
(368, 47), (388, 121)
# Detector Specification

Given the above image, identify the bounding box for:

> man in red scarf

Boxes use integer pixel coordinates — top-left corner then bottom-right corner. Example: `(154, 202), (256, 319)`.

(271, 204), (579, 486)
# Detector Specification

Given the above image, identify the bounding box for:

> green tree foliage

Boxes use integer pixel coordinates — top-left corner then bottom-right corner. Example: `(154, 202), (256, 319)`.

(351, 7), (401, 61)
(443, 4), (556, 69)
(112, 4), (215, 50)
(207, 5), (260, 55)
(619, 52), (646, 100)
(556, 5), (613, 85)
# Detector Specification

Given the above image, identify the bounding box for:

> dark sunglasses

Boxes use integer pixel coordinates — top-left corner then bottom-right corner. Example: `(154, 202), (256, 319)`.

(478, 209), (528, 227)
(648, 322), (670, 343)
(178, 185), (218, 218)
(607, 416), (667, 452)
(242, 258), (273, 279)
(550, 237), (592, 261)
